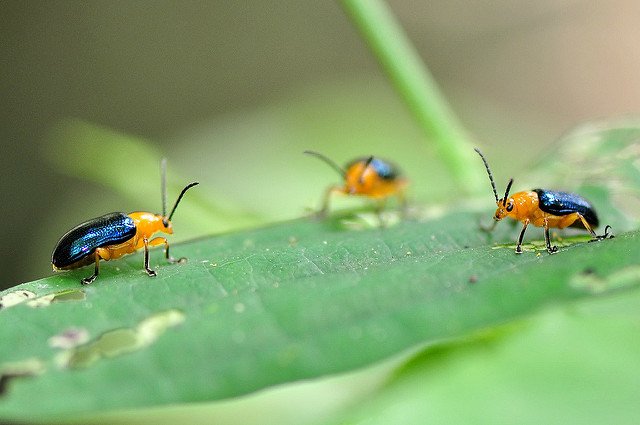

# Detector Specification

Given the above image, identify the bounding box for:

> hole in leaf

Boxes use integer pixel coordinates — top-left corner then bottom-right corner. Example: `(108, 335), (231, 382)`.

(56, 309), (185, 369)
(0, 290), (36, 309)
(0, 289), (85, 310)
(48, 327), (90, 349)
(27, 289), (86, 308)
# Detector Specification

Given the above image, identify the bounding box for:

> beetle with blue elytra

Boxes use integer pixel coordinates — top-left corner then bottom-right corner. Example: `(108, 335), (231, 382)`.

(52, 160), (198, 284)
(474, 148), (613, 254)
(304, 150), (408, 218)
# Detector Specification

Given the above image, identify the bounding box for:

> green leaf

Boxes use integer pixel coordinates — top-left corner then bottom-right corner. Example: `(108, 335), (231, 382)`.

(0, 208), (638, 422)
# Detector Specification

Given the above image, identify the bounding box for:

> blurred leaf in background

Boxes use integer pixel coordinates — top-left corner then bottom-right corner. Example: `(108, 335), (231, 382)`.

(46, 118), (262, 236)
(8, 1), (640, 284)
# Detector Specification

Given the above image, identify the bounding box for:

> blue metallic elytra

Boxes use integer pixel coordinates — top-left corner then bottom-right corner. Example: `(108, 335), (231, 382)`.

(345, 157), (399, 180)
(533, 189), (599, 228)
(52, 212), (136, 269)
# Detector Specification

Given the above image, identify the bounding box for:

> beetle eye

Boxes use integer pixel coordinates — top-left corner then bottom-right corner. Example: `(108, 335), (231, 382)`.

(506, 202), (514, 212)
(162, 218), (169, 228)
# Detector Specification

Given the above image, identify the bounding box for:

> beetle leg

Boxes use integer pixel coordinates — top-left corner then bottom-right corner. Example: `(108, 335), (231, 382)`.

(81, 252), (100, 285)
(544, 225), (558, 254)
(166, 244), (187, 264)
(587, 224), (614, 241)
(397, 190), (408, 218)
(143, 238), (157, 277)
(150, 236), (187, 264)
(374, 198), (388, 228)
(578, 213), (598, 239)
(578, 214), (615, 242)
(317, 186), (343, 219)
(599, 225), (614, 239)
(515, 220), (530, 254)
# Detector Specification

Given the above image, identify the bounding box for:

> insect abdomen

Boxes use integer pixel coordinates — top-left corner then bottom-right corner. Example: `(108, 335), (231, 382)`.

(52, 212), (137, 269)
(533, 189), (599, 227)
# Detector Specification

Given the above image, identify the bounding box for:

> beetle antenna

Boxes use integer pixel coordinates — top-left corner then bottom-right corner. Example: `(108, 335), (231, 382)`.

(474, 148), (499, 203)
(503, 178), (514, 206)
(161, 158), (168, 218)
(168, 182), (199, 221)
(358, 156), (374, 184)
(304, 150), (346, 178)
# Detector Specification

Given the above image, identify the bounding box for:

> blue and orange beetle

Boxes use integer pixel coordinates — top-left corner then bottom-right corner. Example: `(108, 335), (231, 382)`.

(304, 150), (408, 218)
(52, 160), (198, 284)
(474, 147), (613, 254)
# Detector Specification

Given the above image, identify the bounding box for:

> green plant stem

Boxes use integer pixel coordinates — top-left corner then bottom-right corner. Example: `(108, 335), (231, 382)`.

(341, 0), (482, 193)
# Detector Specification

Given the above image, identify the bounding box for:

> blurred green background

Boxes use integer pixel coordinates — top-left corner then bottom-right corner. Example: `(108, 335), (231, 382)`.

(2, 1), (639, 288)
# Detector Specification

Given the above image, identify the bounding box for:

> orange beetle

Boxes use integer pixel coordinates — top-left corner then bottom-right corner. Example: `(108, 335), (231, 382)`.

(52, 160), (198, 284)
(475, 148), (612, 254)
(304, 150), (408, 219)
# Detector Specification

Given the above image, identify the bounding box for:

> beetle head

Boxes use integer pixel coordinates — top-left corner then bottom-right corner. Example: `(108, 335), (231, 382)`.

(161, 216), (174, 234)
(493, 178), (515, 221)
(344, 157), (377, 194)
